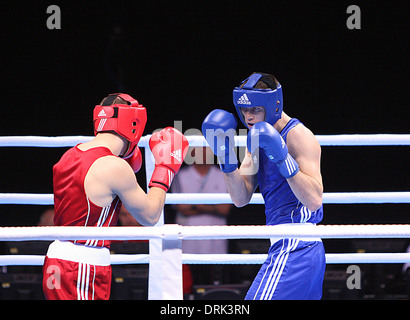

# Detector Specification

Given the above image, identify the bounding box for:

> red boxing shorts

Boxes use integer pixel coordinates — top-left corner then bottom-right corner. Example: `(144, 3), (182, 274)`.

(42, 241), (112, 300)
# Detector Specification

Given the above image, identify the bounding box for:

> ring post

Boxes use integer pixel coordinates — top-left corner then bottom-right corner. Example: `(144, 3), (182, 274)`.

(145, 146), (183, 300)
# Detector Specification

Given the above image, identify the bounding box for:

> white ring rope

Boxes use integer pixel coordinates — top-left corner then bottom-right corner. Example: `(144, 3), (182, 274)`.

(1, 192), (410, 205)
(182, 253), (410, 264)
(1, 225), (410, 266)
(1, 134), (410, 148)
(1, 225), (409, 242)
(1, 253), (410, 266)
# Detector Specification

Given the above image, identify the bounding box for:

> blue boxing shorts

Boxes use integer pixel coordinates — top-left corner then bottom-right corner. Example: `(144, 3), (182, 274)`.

(245, 238), (325, 300)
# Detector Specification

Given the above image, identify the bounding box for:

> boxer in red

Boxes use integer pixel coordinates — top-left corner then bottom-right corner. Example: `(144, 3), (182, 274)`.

(42, 93), (189, 300)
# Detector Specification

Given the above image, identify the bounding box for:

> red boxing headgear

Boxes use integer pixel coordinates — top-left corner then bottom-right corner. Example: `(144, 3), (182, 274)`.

(93, 93), (147, 158)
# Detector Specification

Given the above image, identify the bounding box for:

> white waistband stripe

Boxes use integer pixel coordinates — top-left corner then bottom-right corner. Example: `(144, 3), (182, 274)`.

(46, 240), (110, 266)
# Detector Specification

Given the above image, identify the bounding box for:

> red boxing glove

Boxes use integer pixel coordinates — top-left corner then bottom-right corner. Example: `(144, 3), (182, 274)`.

(148, 127), (189, 191)
(124, 147), (142, 173)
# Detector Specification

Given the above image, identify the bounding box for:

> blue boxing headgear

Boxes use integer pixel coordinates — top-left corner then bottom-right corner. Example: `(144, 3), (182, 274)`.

(233, 73), (283, 127)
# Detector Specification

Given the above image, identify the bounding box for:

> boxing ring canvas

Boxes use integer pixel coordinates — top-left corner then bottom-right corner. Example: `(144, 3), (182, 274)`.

(1, 134), (410, 299)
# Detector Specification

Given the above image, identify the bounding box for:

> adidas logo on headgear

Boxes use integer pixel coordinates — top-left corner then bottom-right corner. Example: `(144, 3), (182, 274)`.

(237, 93), (251, 105)
(98, 109), (107, 117)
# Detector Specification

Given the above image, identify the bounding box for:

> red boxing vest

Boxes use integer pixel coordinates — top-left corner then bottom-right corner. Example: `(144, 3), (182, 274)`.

(53, 145), (122, 248)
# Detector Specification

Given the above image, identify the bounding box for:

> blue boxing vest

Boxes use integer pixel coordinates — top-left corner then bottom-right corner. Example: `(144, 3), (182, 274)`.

(256, 118), (323, 226)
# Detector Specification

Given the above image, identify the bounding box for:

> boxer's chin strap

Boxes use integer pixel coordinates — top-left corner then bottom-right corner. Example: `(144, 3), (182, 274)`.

(121, 143), (135, 159)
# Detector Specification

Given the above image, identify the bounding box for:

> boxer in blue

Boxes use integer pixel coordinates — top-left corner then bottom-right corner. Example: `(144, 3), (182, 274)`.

(202, 72), (325, 299)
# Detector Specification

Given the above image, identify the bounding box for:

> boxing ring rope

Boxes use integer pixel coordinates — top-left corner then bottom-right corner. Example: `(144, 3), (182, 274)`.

(1, 225), (410, 266)
(1, 134), (410, 299)
(1, 134), (410, 147)
(1, 224), (410, 241)
(2, 253), (410, 266)
(1, 192), (410, 205)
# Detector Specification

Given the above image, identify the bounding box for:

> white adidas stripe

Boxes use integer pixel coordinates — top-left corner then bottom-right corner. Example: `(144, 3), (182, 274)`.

(168, 169), (175, 185)
(262, 243), (290, 299)
(76, 262), (96, 300)
(82, 198), (120, 247)
(76, 263), (82, 299)
(285, 157), (291, 175)
(252, 239), (299, 300)
(86, 204), (111, 247)
(306, 207), (312, 222)
(106, 198), (120, 228)
(251, 242), (282, 299)
(97, 118), (107, 132)
(91, 265), (96, 300)
(96, 205), (110, 227)
(83, 263), (90, 300)
(285, 154), (296, 175)
(76, 198), (91, 245)
(301, 207), (312, 223)
(265, 239), (299, 299)
(257, 241), (287, 299)
(77, 262), (90, 300)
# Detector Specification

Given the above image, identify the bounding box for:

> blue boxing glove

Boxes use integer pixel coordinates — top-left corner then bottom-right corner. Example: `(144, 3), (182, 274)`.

(202, 109), (238, 173)
(247, 121), (299, 179)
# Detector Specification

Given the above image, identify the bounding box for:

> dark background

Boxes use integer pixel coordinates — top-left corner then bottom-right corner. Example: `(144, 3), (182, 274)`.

(1, 1), (409, 225)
